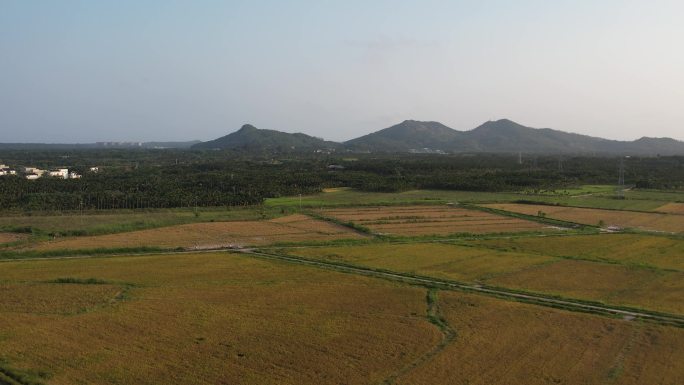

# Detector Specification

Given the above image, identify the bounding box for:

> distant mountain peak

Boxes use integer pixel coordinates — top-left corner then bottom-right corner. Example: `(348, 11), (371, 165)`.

(190, 119), (684, 155)
(192, 124), (339, 151)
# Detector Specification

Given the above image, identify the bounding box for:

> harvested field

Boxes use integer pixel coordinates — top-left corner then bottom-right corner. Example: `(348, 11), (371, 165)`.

(484, 203), (684, 233)
(32, 214), (365, 251)
(468, 233), (684, 271)
(656, 202), (684, 215)
(0, 252), (441, 385)
(286, 243), (555, 282)
(396, 291), (684, 385)
(0, 232), (26, 244)
(490, 259), (684, 315)
(320, 205), (550, 235)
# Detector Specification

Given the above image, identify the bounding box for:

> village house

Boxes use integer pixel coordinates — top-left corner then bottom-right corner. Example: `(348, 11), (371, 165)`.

(0, 164), (17, 176)
(24, 167), (46, 179)
(48, 168), (70, 179)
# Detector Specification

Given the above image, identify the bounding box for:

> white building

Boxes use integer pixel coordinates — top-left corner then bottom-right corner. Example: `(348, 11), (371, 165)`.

(69, 171), (82, 179)
(24, 167), (46, 176)
(0, 165), (16, 176)
(48, 168), (69, 179)
(26, 174), (40, 180)
(89, 167), (99, 173)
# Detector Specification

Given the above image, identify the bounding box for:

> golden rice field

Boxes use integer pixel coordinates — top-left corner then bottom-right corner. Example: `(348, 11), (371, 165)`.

(319, 205), (550, 236)
(396, 291), (684, 385)
(287, 242), (684, 315)
(31, 214), (365, 251)
(489, 259), (684, 315)
(1, 252), (682, 384)
(285, 243), (555, 282)
(0, 252), (441, 385)
(483, 203), (684, 233)
(469, 233), (684, 271)
(656, 202), (684, 215)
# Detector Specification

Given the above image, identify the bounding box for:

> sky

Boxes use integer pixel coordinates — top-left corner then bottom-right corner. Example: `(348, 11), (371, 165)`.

(1, 0), (683, 143)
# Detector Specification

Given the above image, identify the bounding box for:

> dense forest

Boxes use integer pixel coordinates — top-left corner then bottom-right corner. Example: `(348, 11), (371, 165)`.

(0, 149), (682, 212)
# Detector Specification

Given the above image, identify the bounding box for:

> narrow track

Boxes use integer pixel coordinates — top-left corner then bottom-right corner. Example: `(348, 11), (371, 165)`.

(382, 289), (456, 385)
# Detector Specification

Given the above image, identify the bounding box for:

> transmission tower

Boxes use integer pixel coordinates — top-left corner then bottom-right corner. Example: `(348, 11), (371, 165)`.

(617, 158), (625, 199)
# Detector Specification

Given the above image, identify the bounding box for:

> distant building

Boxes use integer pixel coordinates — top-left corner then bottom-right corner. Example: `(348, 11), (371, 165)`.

(24, 167), (46, 177)
(25, 174), (40, 180)
(48, 168), (69, 179)
(327, 164), (345, 170)
(0, 165), (16, 176)
(89, 167), (99, 173)
(69, 171), (82, 179)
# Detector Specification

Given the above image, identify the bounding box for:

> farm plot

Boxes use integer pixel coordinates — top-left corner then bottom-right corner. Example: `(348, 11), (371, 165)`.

(0, 207), (279, 236)
(656, 202), (684, 215)
(396, 291), (684, 385)
(286, 242), (684, 315)
(484, 203), (684, 233)
(468, 233), (684, 271)
(285, 243), (556, 282)
(489, 259), (684, 315)
(32, 214), (365, 252)
(319, 205), (550, 236)
(0, 252), (440, 385)
(0, 232), (26, 244)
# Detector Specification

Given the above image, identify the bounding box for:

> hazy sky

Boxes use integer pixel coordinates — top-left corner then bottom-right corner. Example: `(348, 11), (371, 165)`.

(1, 0), (683, 142)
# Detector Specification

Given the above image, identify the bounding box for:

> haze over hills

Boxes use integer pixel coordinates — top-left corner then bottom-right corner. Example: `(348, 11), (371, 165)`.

(0, 141), (200, 150)
(191, 119), (684, 155)
(2, 119), (683, 155)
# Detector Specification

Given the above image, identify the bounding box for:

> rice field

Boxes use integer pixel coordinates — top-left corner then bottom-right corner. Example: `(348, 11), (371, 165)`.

(285, 243), (555, 282)
(0, 252), (441, 385)
(286, 241), (684, 315)
(656, 202), (684, 215)
(396, 291), (684, 385)
(489, 259), (684, 315)
(0, 206), (283, 236)
(468, 233), (684, 271)
(1, 251), (682, 384)
(319, 205), (550, 236)
(484, 203), (684, 233)
(3, 196), (684, 384)
(30, 214), (365, 252)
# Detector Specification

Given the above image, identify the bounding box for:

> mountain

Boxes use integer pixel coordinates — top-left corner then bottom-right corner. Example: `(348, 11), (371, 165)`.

(344, 120), (466, 152)
(191, 124), (339, 151)
(463, 119), (615, 153)
(346, 119), (684, 155)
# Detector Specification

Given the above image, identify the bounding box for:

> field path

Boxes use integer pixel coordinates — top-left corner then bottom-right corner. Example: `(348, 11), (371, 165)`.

(381, 289), (456, 384)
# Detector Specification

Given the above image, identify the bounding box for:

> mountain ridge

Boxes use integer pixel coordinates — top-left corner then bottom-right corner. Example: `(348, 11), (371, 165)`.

(191, 119), (684, 155)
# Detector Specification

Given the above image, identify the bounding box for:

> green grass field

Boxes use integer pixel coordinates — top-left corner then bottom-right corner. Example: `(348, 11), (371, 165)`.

(265, 187), (679, 211)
